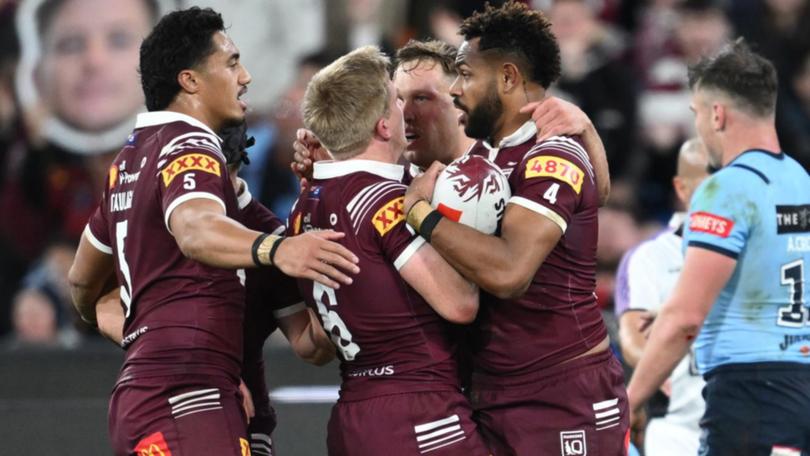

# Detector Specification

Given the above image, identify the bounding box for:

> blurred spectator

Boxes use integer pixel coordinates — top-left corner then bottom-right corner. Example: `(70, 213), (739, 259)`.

(596, 206), (643, 311)
(547, 0), (638, 181)
(5, 286), (80, 349)
(324, 0), (409, 57)
(241, 52), (332, 220)
(184, 0), (326, 115)
(633, 0), (730, 222)
(0, 2), (24, 336)
(777, 48), (810, 168)
(0, 0), (159, 337)
(733, 0), (810, 88)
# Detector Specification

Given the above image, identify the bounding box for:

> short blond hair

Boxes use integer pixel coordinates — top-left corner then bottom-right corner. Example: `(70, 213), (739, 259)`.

(302, 46), (391, 158)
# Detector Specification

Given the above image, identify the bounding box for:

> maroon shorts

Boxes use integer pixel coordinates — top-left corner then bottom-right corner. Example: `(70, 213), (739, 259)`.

(108, 374), (249, 456)
(470, 350), (630, 456)
(327, 390), (491, 456)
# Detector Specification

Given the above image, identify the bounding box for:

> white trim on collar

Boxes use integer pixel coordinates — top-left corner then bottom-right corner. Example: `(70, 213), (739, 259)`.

(313, 160), (404, 181)
(236, 178), (252, 210)
(483, 121), (537, 150)
(135, 111), (222, 140)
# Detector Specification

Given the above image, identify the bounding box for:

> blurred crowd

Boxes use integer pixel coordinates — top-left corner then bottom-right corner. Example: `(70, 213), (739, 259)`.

(0, 0), (808, 348)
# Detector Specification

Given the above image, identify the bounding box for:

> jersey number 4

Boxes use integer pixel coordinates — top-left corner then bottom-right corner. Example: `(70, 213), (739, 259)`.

(777, 259), (806, 327)
(313, 283), (360, 360)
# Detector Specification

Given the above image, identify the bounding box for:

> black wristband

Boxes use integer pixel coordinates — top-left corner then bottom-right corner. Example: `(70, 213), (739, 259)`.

(419, 210), (443, 242)
(269, 236), (286, 266)
(251, 233), (270, 267)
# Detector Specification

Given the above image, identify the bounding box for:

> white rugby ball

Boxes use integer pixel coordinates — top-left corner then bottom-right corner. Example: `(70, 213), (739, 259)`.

(431, 154), (511, 234)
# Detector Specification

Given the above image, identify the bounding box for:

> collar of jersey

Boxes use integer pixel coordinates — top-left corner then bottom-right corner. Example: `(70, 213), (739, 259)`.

(482, 120), (537, 152)
(313, 159), (404, 182)
(135, 111), (222, 140)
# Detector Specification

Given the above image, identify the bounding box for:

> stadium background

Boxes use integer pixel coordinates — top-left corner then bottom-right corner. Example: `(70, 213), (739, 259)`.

(0, 0), (807, 453)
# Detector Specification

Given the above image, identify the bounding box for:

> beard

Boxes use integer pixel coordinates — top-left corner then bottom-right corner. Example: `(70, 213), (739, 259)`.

(463, 86), (502, 141)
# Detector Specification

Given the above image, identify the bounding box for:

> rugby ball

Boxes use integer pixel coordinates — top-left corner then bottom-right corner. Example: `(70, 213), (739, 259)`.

(431, 155), (511, 234)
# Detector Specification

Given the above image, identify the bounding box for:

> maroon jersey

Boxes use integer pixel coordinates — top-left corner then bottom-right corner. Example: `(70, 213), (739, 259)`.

(289, 159), (459, 401)
(236, 183), (303, 432)
(468, 121), (606, 378)
(85, 111), (245, 381)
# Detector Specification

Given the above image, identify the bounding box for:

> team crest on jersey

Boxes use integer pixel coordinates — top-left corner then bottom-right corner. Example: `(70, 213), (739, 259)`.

(109, 165), (119, 189)
(689, 211), (734, 238)
(160, 153), (221, 187)
(525, 156), (584, 194)
(134, 431), (173, 456)
(560, 430), (587, 455)
(372, 196), (405, 236)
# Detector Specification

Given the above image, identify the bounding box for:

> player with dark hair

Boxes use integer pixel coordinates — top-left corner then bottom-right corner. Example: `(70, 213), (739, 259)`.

(628, 40), (810, 456)
(221, 123), (337, 456)
(293, 45), (490, 456)
(405, 2), (627, 454)
(293, 38), (610, 202)
(67, 7), (358, 455)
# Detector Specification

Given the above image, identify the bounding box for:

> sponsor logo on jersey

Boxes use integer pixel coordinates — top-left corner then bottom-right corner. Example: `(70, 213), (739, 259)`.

(134, 431), (173, 456)
(776, 205), (810, 234)
(347, 364), (395, 377)
(689, 211), (734, 238)
(525, 156), (584, 194)
(372, 196), (405, 236)
(109, 165), (119, 189)
(240, 437), (251, 456)
(559, 430), (587, 455)
(779, 334), (810, 351)
(161, 153), (221, 187)
(292, 212), (302, 235)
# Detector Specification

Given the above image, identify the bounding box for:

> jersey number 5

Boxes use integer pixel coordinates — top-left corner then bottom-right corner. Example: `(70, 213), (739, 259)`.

(115, 220), (134, 317)
(313, 282), (360, 360)
(777, 259), (806, 327)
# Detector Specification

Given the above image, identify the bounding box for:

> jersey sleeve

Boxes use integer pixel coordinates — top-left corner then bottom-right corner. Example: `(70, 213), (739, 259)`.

(509, 137), (594, 234)
(85, 202), (112, 255)
(357, 183), (425, 270)
(685, 170), (752, 259)
(157, 132), (229, 233)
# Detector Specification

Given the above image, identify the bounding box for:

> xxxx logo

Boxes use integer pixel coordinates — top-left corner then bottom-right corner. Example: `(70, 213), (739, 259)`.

(372, 196), (405, 236)
(161, 153), (221, 187)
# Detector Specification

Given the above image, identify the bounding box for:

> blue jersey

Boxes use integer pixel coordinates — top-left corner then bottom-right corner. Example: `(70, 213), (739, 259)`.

(684, 150), (810, 374)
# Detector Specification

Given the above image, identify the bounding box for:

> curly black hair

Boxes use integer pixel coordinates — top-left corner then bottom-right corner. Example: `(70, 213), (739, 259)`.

(688, 39), (778, 117)
(220, 122), (254, 166)
(139, 7), (224, 111)
(458, 1), (561, 88)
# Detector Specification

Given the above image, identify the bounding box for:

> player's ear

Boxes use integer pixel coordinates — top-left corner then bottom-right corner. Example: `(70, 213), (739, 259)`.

(711, 103), (726, 132)
(177, 69), (200, 95)
(500, 62), (521, 94)
(375, 116), (392, 141)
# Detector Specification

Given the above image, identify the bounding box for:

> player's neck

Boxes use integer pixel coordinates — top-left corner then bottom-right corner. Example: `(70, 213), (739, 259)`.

(351, 140), (401, 165)
(721, 121), (781, 166)
(166, 98), (222, 133)
(492, 84), (543, 146)
(455, 129), (476, 159)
